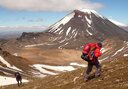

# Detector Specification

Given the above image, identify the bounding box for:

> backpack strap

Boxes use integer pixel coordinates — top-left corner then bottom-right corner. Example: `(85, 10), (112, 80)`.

(88, 46), (96, 61)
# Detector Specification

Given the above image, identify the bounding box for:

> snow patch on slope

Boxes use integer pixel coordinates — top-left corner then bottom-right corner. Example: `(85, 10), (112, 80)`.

(31, 62), (86, 77)
(70, 62), (86, 67)
(66, 27), (71, 36)
(58, 42), (69, 49)
(32, 64), (57, 75)
(112, 47), (125, 57)
(32, 64), (75, 75)
(124, 54), (128, 57)
(60, 13), (75, 25)
(0, 76), (28, 86)
(0, 56), (22, 71)
(86, 29), (93, 35)
(25, 43), (55, 47)
(49, 12), (75, 32)
(85, 16), (92, 24)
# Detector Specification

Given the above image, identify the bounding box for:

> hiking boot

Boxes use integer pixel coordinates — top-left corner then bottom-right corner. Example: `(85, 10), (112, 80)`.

(95, 74), (101, 78)
(84, 73), (89, 82)
(84, 78), (89, 82)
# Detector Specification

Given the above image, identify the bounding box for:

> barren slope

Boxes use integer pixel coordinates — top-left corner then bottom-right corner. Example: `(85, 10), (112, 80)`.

(2, 56), (128, 89)
(18, 48), (82, 65)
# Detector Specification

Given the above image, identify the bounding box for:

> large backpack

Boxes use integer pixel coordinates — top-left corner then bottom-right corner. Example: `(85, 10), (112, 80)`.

(81, 43), (96, 62)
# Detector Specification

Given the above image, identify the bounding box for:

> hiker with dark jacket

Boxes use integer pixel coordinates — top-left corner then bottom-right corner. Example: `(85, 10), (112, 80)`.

(81, 42), (102, 81)
(14, 72), (22, 86)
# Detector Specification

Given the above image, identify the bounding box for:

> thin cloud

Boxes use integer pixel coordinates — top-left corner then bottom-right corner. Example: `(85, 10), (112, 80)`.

(0, 0), (103, 12)
(27, 18), (44, 22)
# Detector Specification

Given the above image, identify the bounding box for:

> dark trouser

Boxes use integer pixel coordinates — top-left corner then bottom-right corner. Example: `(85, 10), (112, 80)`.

(16, 77), (22, 86)
(84, 61), (101, 80)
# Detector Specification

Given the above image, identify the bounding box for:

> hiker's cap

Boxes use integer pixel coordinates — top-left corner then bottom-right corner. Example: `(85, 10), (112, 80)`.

(97, 42), (102, 48)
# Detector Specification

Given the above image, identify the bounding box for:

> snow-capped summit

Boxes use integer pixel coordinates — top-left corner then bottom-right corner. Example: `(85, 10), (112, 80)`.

(80, 9), (94, 14)
(80, 9), (105, 19)
(48, 9), (105, 32)
(47, 9), (127, 42)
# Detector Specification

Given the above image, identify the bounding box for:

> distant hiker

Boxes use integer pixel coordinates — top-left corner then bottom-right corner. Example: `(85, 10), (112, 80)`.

(14, 72), (22, 86)
(81, 42), (102, 81)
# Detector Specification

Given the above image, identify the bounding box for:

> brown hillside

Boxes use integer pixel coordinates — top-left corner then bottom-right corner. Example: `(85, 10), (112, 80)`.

(2, 56), (128, 89)
(18, 48), (82, 65)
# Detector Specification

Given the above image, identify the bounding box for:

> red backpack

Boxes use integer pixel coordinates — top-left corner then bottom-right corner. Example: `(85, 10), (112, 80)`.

(82, 43), (96, 54)
(81, 43), (96, 61)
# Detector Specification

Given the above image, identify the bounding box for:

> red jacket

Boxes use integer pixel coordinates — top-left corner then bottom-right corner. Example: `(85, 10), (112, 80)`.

(82, 43), (96, 54)
(82, 43), (102, 59)
(94, 45), (102, 58)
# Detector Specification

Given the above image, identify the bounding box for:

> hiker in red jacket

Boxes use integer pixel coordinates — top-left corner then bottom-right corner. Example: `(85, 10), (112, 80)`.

(81, 42), (102, 81)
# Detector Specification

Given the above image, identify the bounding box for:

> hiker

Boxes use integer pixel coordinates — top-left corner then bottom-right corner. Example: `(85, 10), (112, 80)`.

(81, 42), (102, 81)
(14, 72), (22, 86)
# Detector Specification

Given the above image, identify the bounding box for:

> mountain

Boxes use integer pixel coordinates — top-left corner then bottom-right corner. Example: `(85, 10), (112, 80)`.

(18, 9), (128, 46)
(2, 9), (127, 58)
(48, 9), (128, 41)
(0, 9), (128, 82)
(2, 56), (128, 89)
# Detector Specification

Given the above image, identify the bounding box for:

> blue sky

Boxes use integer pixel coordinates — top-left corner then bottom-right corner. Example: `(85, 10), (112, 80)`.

(93, 0), (128, 24)
(0, 0), (128, 27)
